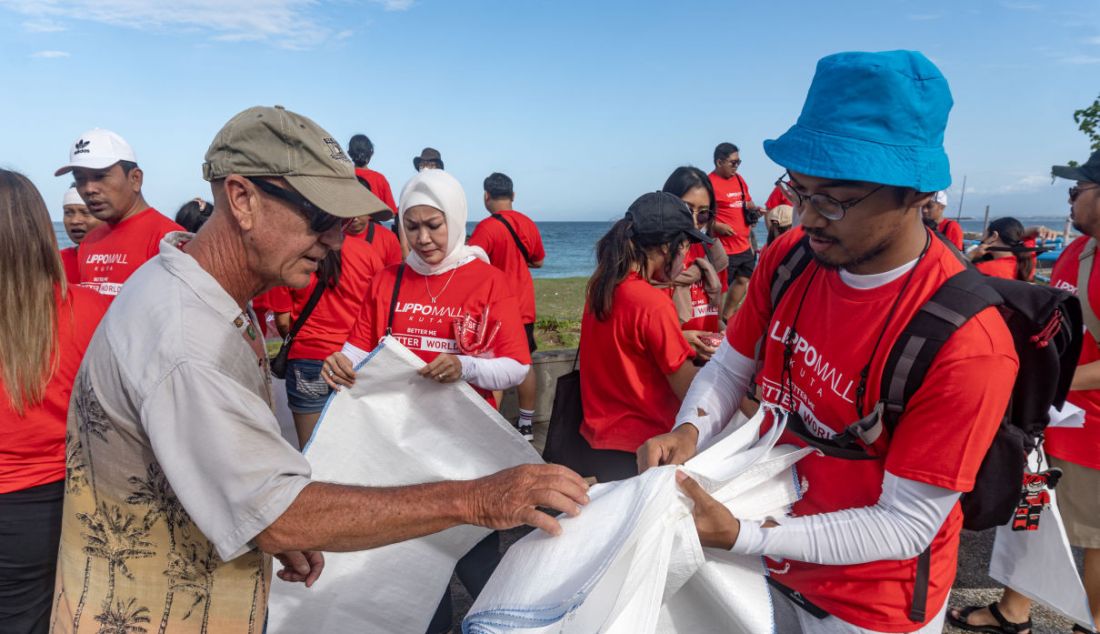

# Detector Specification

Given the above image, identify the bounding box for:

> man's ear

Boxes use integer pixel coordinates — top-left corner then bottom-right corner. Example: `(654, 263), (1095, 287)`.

(128, 166), (144, 192)
(223, 175), (257, 232)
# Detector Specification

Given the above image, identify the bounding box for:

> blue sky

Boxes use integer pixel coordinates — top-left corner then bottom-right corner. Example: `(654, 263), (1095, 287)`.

(1, 0), (1098, 223)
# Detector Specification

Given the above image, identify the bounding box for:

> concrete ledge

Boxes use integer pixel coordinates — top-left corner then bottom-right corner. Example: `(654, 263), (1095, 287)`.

(498, 348), (577, 423)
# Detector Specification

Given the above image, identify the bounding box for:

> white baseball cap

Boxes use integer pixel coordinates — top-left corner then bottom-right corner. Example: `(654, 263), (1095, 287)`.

(933, 190), (948, 206)
(54, 128), (137, 176)
(62, 186), (83, 207)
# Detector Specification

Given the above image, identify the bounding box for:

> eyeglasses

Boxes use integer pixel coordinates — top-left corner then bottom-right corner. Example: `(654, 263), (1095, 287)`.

(720, 159), (742, 168)
(775, 172), (886, 222)
(1070, 184), (1100, 203)
(691, 209), (713, 223)
(246, 177), (349, 234)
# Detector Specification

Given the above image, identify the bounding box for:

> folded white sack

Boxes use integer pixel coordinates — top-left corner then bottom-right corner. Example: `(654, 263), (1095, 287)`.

(464, 407), (812, 634)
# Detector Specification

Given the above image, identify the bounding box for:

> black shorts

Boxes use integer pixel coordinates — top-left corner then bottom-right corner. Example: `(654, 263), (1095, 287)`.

(726, 249), (756, 284)
(524, 322), (538, 353)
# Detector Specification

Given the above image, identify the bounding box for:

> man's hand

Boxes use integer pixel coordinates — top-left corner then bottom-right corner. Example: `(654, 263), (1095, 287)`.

(466, 464), (590, 536)
(637, 424), (699, 473)
(1024, 225), (1059, 241)
(712, 222), (735, 237)
(676, 471), (740, 549)
(275, 550), (325, 587)
(419, 353), (463, 384)
(321, 352), (356, 390)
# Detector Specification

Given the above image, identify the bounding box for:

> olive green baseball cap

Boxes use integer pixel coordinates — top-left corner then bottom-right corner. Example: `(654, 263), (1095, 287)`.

(202, 105), (389, 218)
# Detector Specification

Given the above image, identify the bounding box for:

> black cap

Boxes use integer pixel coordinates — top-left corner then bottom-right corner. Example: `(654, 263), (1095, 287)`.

(1052, 150), (1100, 185)
(626, 191), (714, 247)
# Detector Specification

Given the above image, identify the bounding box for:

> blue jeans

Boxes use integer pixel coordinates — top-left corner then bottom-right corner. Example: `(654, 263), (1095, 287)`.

(285, 359), (332, 414)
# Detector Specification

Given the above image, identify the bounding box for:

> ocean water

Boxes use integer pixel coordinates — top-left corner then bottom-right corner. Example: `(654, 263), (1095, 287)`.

(53, 215), (1073, 280)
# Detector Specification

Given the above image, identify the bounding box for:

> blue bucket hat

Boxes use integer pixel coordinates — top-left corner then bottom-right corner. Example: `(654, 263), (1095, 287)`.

(763, 50), (953, 192)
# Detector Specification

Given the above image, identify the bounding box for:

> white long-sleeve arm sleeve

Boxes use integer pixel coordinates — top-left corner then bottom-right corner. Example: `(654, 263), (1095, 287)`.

(673, 339), (757, 448)
(730, 473), (960, 564)
(458, 356), (530, 391)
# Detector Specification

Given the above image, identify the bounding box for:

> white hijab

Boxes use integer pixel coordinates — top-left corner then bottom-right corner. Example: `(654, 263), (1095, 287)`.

(399, 169), (488, 276)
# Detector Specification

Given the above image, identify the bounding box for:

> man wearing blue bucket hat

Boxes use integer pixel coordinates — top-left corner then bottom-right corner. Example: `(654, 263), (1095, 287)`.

(639, 51), (1019, 632)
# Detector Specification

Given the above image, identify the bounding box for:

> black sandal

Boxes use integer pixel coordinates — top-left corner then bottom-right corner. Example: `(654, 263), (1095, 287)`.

(1072, 625), (1098, 634)
(947, 603), (1032, 634)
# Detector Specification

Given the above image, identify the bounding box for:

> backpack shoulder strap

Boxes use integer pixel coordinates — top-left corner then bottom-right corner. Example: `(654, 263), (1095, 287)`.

(366, 220), (377, 244)
(490, 213), (533, 264)
(1077, 238), (1100, 341)
(768, 235), (813, 309)
(385, 264), (406, 336)
(879, 267), (1002, 431)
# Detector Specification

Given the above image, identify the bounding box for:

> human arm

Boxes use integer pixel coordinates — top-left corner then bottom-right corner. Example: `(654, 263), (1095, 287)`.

(637, 340), (756, 471)
(678, 470), (959, 563)
(712, 222), (735, 237)
(530, 259), (544, 269)
(1071, 359), (1100, 391)
(667, 357), (699, 401)
(254, 463), (590, 553)
(274, 313), (291, 338)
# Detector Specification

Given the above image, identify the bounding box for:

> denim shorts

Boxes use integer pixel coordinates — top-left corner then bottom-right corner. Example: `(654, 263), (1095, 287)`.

(285, 358), (333, 414)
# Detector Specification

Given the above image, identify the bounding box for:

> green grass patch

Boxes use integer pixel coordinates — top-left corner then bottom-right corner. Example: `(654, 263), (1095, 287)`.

(534, 277), (586, 350)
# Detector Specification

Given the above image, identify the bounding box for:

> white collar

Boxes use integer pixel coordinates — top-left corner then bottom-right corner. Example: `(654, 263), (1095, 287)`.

(838, 257), (919, 290)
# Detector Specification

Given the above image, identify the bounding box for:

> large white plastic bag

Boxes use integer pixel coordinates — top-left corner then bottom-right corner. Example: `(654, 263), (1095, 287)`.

(267, 336), (543, 634)
(989, 448), (1095, 629)
(464, 407), (812, 634)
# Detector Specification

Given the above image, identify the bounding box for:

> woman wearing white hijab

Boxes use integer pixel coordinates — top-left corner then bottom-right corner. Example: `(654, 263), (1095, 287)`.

(321, 169), (530, 633)
(323, 168), (531, 405)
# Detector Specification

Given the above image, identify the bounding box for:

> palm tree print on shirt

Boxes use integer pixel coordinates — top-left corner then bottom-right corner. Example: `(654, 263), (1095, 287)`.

(65, 431), (87, 495)
(74, 372), (111, 506)
(126, 463), (189, 634)
(92, 597), (151, 634)
(74, 504), (156, 630)
(166, 540), (219, 634)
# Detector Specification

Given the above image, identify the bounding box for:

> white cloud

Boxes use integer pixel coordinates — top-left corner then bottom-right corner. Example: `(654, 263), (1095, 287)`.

(906, 13), (941, 21)
(1060, 55), (1100, 64)
(31, 49), (69, 58)
(22, 18), (66, 32)
(370, 0), (414, 10)
(0, 0), (384, 49)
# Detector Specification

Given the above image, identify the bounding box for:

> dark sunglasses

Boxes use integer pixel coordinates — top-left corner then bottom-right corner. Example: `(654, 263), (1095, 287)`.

(246, 177), (347, 234)
(692, 209), (713, 223)
(1070, 184), (1100, 203)
(721, 158), (742, 167)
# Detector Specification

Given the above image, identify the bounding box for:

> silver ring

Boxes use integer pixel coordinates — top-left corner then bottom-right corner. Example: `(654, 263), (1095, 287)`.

(327, 369), (334, 377)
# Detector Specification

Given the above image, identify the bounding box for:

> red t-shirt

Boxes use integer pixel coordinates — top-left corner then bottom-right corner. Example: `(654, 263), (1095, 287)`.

(60, 246), (80, 284)
(77, 208), (183, 297)
(269, 238), (383, 361)
(0, 285), (110, 493)
(728, 228), (1017, 631)
(468, 210), (546, 324)
(345, 259), (530, 402)
(678, 243), (721, 332)
(1048, 236), (1100, 469)
(579, 273), (694, 452)
(354, 167), (398, 214)
(765, 185), (792, 209)
(347, 221), (403, 267)
(937, 218), (964, 251)
(709, 171), (753, 255)
(975, 256), (1018, 280)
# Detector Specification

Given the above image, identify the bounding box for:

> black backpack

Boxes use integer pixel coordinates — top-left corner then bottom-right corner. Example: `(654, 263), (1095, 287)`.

(765, 234), (1082, 622)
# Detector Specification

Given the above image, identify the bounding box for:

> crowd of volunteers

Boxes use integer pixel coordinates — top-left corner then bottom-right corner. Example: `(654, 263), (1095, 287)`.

(1, 48), (1098, 634)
